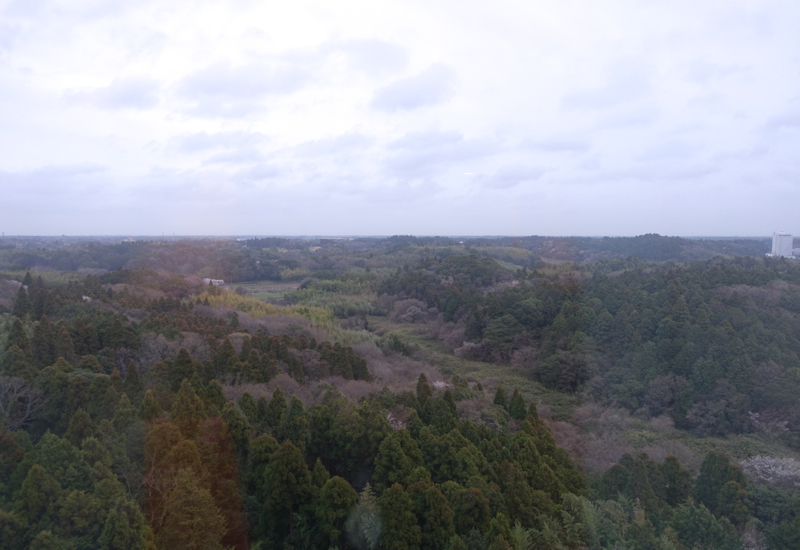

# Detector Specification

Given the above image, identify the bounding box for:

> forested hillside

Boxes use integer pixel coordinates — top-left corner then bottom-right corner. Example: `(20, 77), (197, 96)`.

(2, 237), (800, 549)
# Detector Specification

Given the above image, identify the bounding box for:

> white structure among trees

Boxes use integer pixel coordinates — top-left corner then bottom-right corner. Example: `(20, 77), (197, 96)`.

(771, 231), (794, 258)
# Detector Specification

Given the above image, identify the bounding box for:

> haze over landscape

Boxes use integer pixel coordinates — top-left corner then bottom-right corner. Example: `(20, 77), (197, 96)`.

(2, 0), (800, 236)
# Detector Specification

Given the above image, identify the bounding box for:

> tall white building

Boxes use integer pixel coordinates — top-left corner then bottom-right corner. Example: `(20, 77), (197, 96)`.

(772, 231), (793, 258)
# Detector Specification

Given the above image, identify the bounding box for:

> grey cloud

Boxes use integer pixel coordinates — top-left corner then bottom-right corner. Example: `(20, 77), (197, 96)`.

(64, 77), (159, 109)
(176, 131), (267, 152)
(371, 63), (456, 112)
(332, 39), (409, 76)
(383, 130), (499, 178)
(562, 62), (651, 111)
(476, 165), (544, 190)
(179, 61), (311, 117)
(293, 132), (374, 157)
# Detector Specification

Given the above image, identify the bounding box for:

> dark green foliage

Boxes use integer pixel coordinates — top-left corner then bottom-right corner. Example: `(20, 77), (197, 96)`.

(693, 451), (749, 518)
(508, 387), (526, 420)
(13, 286), (32, 319)
(379, 483), (422, 550)
(493, 385), (507, 410)
(238, 391), (258, 425)
(265, 386), (286, 430)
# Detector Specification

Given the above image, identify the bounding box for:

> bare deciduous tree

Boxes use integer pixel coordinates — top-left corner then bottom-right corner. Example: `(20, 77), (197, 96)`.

(0, 376), (44, 431)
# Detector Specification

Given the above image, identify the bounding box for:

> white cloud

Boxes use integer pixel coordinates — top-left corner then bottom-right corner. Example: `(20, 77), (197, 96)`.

(371, 63), (456, 112)
(64, 77), (159, 109)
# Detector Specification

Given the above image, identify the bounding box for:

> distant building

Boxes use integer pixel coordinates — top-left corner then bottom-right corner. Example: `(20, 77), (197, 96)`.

(203, 278), (225, 286)
(770, 231), (794, 258)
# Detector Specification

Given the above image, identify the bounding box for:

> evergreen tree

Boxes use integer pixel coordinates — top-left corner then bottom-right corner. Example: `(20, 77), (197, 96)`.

(263, 441), (312, 538)
(625, 457), (659, 512)
(265, 386), (287, 430)
(508, 387), (526, 420)
(661, 455), (692, 507)
(31, 315), (56, 370)
(1, 344), (35, 379)
(344, 483), (381, 550)
(12, 286), (32, 319)
(122, 361), (143, 404)
(55, 327), (76, 364)
(112, 394), (137, 433)
(157, 469), (227, 550)
(170, 380), (206, 439)
(493, 385), (508, 410)
(98, 497), (155, 550)
(417, 373), (433, 423)
(169, 348), (196, 392)
(140, 390), (161, 422)
(5, 317), (30, 355)
(409, 481), (456, 550)
(238, 391), (259, 425)
(693, 451), (747, 517)
(65, 408), (97, 446)
(318, 476), (358, 546)
(380, 483), (422, 550)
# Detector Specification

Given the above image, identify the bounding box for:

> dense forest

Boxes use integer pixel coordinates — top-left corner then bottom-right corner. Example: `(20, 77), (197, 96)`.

(2, 234), (800, 549)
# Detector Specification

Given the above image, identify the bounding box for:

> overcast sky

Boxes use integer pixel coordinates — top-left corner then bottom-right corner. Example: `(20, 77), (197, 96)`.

(1, 0), (799, 236)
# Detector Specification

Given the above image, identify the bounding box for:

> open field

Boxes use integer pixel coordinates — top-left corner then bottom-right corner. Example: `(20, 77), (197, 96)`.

(229, 280), (301, 299)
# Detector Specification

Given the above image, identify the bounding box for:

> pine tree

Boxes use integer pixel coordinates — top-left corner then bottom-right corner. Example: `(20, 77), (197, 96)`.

(662, 455), (692, 507)
(157, 469), (227, 550)
(238, 391), (259, 425)
(527, 399), (539, 421)
(65, 408), (97, 446)
(122, 361), (143, 405)
(265, 386), (287, 430)
(14, 464), (62, 526)
(31, 316), (56, 370)
(281, 395), (310, 452)
(169, 348), (196, 392)
(344, 483), (381, 550)
(140, 390), (161, 422)
(508, 387), (526, 420)
(171, 380), (207, 439)
(112, 394), (137, 433)
(493, 385), (508, 410)
(12, 286), (31, 319)
(98, 497), (155, 550)
(318, 476), (358, 546)
(693, 451), (747, 517)
(55, 327), (76, 364)
(0, 344), (35, 379)
(417, 373), (433, 423)
(409, 482), (456, 550)
(380, 483), (422, 550)
(263, 441), (312, 537)
(625, 457), (659, 512)
(5, 317), (30, 355)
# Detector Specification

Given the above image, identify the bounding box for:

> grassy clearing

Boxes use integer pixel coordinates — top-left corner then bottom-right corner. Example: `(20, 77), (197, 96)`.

(366, 315), (581, 421)
(229, 281), (300, 299)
